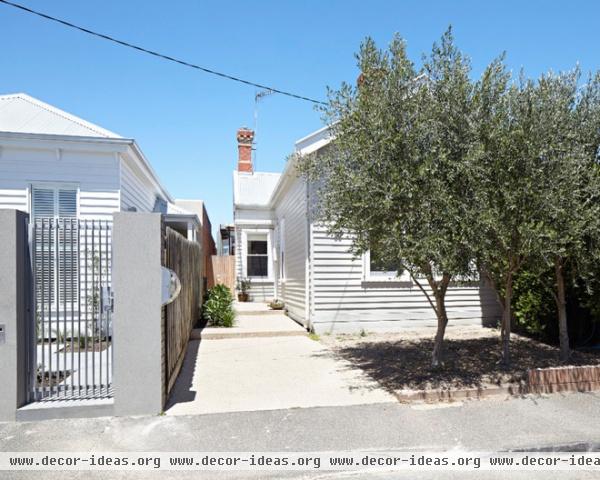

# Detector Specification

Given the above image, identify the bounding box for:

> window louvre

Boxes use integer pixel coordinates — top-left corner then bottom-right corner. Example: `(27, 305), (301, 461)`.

(31, 185), (79, 309)
(31, 187), (55, 218)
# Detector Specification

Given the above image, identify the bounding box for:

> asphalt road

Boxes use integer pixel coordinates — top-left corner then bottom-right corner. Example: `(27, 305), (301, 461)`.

(1, 392), (599, 479)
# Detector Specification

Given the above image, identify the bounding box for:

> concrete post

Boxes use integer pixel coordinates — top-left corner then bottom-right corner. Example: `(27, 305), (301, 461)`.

(113, 212), (164, 416)
(0, 210), (31, 421)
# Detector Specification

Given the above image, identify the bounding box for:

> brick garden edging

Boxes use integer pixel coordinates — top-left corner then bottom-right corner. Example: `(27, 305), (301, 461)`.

(393, 364), (600, 402)
(527, 364), (600, 394)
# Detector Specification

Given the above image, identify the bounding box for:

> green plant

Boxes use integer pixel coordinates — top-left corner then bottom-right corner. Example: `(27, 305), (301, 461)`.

(359, 328), (368, 337)
(236, 277), (251, 294)
(203, 284), (235, 327)
(269, 299), (284, 310)
(308, 332), (320, 341)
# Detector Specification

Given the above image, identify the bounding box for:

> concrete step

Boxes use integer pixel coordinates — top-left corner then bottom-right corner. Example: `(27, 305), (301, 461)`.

(192, 313), (307, 340)
(233, 301), (284, 316)
(17, 398), (114, 421)
(191, 328), (307, 340)
(233, 309), (285, 316)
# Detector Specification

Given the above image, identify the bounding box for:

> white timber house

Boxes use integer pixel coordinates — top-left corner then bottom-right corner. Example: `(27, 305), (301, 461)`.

(233, 126), (501, 334)
(0, 93), (203, 235)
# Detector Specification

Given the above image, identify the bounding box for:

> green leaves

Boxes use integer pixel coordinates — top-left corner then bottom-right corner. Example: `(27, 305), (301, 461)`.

(203, 284), (235, 328)
(299, 28), (480, 284)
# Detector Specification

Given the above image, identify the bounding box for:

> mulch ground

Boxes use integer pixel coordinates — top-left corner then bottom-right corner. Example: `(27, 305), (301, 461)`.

(321, 329), (600, 393)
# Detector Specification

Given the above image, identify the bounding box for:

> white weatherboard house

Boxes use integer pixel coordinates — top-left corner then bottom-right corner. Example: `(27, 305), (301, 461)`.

(0, 93), (201, 235)
(233, 126), (500, 333)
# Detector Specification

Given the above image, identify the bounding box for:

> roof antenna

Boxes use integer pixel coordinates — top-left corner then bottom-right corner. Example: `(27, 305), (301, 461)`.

(253, 89), (275, 171)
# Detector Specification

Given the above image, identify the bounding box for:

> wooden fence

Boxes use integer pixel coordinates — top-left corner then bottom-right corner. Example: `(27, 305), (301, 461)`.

(209, 255), (235, 291)
(163, 227), (202, 397)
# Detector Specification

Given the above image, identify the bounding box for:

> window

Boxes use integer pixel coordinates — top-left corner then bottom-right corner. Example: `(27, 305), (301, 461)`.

(31, 185), (79, 308)
(32, 185), (78, 219)
(247, 235), (268, 277)
(366, 245), (408, 281)
(279, 219), (285, 279)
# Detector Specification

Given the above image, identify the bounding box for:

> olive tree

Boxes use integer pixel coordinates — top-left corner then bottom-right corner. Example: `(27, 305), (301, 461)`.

(474, 65), (600, 365)
(534, 71), (600, 361)
(299, 29), (479, 367)
(472, 64), (550, 366)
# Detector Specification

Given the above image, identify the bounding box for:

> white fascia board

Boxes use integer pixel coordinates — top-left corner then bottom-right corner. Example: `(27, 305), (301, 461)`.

(164, 213), (200, 228)
(0, 131), (131, 153)
(234, 219), (275, 227)
(294, 124), (332, 152)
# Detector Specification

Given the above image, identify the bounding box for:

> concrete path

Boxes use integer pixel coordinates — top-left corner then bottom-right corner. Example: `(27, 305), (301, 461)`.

(165, 335), (395, 415)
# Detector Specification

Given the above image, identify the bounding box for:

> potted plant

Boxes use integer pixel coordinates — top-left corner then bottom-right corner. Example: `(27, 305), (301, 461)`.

(236, 277), (251, 302)
(269, 299), (285, 310)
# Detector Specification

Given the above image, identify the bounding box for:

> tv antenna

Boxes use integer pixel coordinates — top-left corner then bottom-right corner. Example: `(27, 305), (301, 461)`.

(253, 89), (275, 170)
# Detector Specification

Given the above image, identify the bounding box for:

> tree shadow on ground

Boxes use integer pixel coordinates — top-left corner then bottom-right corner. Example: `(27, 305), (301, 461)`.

(328, 336), (600, 392)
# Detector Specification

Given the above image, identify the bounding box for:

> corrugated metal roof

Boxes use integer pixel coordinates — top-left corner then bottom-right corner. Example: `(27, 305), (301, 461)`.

(0, 93), (121, 138)
(234, 171), (281, 206)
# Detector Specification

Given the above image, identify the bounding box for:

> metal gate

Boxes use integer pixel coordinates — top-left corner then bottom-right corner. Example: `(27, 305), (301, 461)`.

(30, 218), (113, 401)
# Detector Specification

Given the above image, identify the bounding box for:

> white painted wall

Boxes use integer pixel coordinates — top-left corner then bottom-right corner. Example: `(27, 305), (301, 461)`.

(120, 157), (158, 213)
(0, 139), (167, 221)
(273, 177), (308, 326)
(309, 223), (501, 333)
(0, 144), (120, 219)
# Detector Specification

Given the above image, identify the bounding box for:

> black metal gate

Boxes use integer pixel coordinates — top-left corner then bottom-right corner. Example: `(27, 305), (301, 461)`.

(30, 218), (113, 401)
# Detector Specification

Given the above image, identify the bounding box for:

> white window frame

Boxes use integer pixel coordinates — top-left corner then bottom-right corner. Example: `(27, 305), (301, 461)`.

(279, 218), (286, 281)
(29, 182), (80, 219)
(30, 182), (80, 312)
(363, 250), (412, 283)
(242, 229), (273, 281)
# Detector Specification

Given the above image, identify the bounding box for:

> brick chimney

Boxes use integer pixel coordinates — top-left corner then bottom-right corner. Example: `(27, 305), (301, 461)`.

(237, 127), (254, 173)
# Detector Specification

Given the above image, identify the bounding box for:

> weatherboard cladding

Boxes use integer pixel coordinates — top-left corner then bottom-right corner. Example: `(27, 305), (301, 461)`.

(274, 176), (308, 325)
(0, 93), (172, 220)
(0, 144), (121, 219)
(309, 223), (500, 333)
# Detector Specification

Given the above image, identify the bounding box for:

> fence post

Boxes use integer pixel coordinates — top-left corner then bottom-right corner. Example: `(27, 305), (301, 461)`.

(113, 212), (164, 416)
(0, 210), (31, 421)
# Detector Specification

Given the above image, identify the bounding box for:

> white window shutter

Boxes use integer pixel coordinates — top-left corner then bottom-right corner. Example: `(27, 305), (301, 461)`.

(31, 187), (55, 218)
(58, 188), (77, 217)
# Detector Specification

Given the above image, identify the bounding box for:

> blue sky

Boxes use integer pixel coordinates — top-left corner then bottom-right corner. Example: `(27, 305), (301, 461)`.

(2, 0), (600, 231)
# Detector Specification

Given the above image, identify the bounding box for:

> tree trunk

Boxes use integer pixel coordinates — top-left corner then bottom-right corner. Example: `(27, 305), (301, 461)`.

(430, 273), (451, 368)
(555, 257), (570, 362)
(500, 271), (513, 367)
(431, 292), (449, 368)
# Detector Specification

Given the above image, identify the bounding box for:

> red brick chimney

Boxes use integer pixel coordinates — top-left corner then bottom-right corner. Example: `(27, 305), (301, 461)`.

(237, 127), (254, 173)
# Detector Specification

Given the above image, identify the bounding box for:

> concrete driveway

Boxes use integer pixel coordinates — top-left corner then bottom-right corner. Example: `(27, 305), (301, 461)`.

(165, 334), (395, 415)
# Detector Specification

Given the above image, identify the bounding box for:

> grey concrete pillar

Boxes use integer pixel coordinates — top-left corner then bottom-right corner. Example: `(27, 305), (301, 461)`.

(0, 210), (31, 421)
(113, 212), (164, 416)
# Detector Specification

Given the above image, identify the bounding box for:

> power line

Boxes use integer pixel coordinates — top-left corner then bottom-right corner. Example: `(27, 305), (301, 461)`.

(0, 0), (327, 105)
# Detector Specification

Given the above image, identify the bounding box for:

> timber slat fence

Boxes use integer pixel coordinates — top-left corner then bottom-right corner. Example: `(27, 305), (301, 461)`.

(163, 227), (201, 397)
(209, 255), (235, 291)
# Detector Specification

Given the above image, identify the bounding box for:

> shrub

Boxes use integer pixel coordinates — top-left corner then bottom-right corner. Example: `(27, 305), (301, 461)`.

(203, 284), (235, 327)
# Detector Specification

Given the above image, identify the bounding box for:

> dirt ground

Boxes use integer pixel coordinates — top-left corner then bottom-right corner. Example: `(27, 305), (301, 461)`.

(320, 327), (600, 392)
